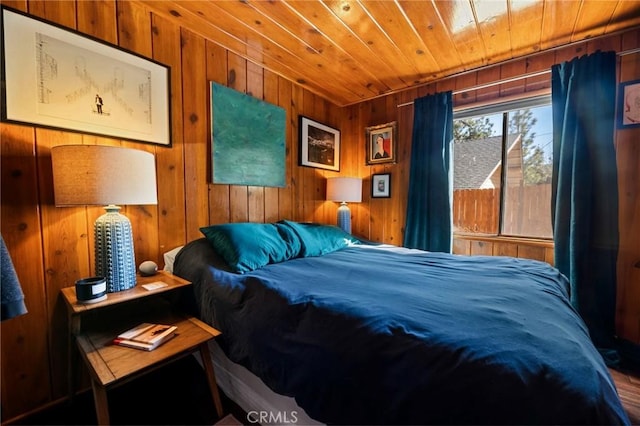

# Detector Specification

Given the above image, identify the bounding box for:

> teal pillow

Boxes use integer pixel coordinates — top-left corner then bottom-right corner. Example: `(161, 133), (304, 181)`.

(274, 222), (303, 259)
(200, 223), (291, 273)
(278, 220), (360, 257)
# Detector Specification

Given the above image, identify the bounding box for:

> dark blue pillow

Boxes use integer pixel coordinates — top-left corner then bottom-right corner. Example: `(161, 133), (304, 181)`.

(278, 220), (360, 257)
(200, 223), (291, 273)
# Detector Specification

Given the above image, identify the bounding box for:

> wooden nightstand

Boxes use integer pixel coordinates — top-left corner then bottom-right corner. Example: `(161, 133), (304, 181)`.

(61, 271), (224, 425)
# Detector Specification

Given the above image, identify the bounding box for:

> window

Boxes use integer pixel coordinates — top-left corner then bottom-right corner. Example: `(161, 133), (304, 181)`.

(452, 96), (553, 239)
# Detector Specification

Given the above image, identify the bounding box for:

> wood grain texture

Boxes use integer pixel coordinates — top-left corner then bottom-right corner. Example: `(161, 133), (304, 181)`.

(181, 28), (210, 241)
(135, 0), (640, 106)
(77, 315), (218, 386)
(152, 11), (188, 256)
(0, 1), (638, 420)
(616, 40), (640, 343)
(610, 368), (640, 424)
(0, 123), (51, 418)
(207, 41), (232, 226)
(264, 70), (282, 223)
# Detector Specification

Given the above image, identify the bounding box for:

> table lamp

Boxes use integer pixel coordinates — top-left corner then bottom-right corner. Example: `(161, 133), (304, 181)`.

(51, 145), (157, 293)
(326, 177), (362, 234)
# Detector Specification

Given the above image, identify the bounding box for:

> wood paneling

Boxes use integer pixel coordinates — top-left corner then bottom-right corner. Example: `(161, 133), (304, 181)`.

(151, 11), (188, 255)
(0, 1), (638, 421)
(616, 29), (640, 344)
(135, 0), (640, 106)
(610, 368), (640, 424)
(182, 28), (210, 241)
(1, 123), (50, 418)
(207, 41), (231, 227)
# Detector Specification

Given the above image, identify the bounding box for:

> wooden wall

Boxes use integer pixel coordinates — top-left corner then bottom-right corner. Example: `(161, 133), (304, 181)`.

(0, 0), (638, 421)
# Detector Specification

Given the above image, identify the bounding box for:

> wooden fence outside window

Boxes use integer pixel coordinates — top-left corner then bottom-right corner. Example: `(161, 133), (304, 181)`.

(453, 185), (552, 238)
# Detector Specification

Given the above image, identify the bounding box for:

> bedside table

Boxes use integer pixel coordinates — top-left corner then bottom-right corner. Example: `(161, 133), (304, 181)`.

(61, 271), (224, 425)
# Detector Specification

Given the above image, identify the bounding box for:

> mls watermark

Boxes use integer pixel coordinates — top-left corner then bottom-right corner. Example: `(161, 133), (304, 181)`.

(246, 410), (298, 424)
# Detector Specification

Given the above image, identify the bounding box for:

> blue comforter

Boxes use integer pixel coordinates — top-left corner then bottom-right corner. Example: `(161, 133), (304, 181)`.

(174, 238), (629, 425)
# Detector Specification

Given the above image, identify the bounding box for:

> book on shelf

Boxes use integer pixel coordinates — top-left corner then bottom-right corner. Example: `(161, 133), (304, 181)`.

(113, 322), (177, 351)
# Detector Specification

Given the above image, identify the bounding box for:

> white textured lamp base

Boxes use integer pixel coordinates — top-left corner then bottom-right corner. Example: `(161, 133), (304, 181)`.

(336, 202), (352, 234)
(94, 205), (137, 293)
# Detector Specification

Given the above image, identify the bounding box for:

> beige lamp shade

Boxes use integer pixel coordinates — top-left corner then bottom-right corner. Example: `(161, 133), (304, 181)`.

(51, 145), (158, 206)
(51, 144), (158, 293)
(326, 177), (362, 203)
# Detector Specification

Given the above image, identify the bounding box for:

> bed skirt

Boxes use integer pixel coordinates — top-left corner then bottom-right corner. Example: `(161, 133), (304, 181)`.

(194, 340), (321, 426)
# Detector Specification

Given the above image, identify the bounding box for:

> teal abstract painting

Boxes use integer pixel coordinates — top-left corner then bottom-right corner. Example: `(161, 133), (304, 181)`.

(211, 83), (286, 187)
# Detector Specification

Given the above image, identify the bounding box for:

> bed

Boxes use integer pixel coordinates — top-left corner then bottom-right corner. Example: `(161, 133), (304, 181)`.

(171, 220), (629, 425)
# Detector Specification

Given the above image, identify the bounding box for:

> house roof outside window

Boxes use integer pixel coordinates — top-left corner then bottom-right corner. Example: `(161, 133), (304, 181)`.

(453, 134), (521, 190)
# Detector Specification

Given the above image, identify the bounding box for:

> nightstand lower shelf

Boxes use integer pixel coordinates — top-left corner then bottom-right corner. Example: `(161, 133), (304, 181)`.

(76, 314), (223, 425)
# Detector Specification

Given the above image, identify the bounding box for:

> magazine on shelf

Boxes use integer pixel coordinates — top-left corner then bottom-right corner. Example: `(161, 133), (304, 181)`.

(113, 322), (177, 351)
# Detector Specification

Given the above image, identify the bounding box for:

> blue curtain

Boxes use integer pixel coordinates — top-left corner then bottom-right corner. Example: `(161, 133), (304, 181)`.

(551, 51), (619, 355)
(1, 235), (27, 321)
(403, 92), (453, 253)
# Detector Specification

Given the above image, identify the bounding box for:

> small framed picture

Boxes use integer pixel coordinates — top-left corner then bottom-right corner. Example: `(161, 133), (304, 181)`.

(299, 115), (340, 171)
(372, 173), (391, 198)
(618, 79), (640, 128)
(366, 121), (397, 165)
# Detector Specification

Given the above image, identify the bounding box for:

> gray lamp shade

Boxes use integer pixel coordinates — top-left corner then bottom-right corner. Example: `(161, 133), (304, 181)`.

(51, 145), (158, 293)
(326, 177), (362, 234)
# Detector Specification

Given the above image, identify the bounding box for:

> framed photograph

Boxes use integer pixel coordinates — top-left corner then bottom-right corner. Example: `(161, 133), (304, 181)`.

(372, 173), (391, 198)
(1, 7), (171, 146)
(366, 121), (397, 165)
(618, 79), (640, 128)
(299, 116), (340, 171)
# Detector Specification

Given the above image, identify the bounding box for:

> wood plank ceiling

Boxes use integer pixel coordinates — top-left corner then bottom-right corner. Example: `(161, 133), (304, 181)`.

(140, 0), (640, 106)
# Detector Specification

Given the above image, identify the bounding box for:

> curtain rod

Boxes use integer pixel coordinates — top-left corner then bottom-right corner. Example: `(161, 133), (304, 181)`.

(396, 47), (640, 108)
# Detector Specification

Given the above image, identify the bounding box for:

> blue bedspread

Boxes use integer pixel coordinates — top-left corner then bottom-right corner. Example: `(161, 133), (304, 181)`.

(174, 238), (629, 425)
